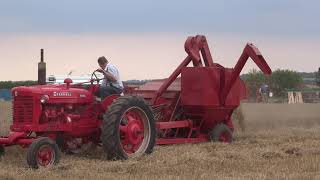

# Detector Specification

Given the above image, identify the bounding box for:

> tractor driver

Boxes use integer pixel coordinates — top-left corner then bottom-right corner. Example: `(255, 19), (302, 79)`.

(96, 56), (124, 99)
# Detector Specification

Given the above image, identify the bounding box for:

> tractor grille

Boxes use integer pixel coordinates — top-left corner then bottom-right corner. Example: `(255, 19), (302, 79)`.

(13, 96), (34, 123)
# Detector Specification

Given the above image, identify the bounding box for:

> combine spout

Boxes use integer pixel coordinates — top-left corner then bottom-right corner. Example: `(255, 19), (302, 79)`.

(221, 43), (272, 104)
(243, 43), (271, 75)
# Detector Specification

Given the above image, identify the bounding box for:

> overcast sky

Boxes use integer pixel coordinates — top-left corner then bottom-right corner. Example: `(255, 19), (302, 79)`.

(1, 0), (319, 36)
(0, 0), (319, 81)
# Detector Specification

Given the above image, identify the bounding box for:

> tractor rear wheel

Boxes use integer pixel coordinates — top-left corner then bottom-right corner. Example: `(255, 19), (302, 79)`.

(27, 137), (61, 169)
(101, 96), (156, 160)
(209, 123), (233, 143)
(0, 145), (4, 157)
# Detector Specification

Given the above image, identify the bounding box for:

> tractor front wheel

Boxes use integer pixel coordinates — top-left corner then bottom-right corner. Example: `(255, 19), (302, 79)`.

(0, 145), (4, 157)
(209, 123), (233, 143)
(27, 137), (61, 169)
(101, 96), (156, 160)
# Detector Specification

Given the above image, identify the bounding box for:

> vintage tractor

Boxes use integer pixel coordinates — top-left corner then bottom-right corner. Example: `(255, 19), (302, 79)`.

(0, 74), (157, 168)
(0, 35), (271, 168)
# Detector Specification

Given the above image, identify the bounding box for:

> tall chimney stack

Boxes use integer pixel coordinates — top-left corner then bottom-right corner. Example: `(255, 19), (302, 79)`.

(38, 49), (46, 85)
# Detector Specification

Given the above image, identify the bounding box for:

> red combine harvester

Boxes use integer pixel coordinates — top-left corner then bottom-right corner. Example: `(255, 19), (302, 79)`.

(0, 35), (271, 168)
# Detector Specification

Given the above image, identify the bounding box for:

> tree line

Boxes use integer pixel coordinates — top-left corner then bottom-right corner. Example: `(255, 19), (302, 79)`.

(0, 69), (317, 99)
(0, 81), (38, 89)
(241, 69), (305, 98)
(317, 68), (320, 86)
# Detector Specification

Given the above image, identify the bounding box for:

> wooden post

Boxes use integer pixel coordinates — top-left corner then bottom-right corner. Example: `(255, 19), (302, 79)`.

(288, 92), (294, 104)
(294, 92), (303, 103)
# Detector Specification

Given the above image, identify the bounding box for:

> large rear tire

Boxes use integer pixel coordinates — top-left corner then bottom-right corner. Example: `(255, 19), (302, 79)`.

(101, 96), (156, 160)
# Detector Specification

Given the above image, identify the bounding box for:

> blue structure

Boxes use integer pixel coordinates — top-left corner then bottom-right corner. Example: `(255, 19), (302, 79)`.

(0, 89), (12, 101)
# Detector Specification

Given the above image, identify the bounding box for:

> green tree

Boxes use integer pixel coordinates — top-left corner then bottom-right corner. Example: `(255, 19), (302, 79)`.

(242, 69), (303, 98)
(316, 67), (320, 86)
(0, 81), (37, 89)
(270, 69), (303, 96)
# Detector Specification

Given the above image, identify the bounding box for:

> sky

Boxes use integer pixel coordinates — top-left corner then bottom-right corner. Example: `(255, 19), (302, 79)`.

(0, 0), (319, 81)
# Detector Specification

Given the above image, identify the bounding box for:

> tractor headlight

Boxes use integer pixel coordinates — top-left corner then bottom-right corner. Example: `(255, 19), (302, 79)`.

(40, 95), (49, 104)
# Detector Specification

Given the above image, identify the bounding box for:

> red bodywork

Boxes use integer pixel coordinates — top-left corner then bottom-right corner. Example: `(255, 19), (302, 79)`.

(0, 82), (119, 147)
(0, 35), (271, 148)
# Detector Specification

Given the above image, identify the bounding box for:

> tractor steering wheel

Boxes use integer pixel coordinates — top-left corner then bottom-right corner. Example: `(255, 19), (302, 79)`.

(90, 70), (101, 85)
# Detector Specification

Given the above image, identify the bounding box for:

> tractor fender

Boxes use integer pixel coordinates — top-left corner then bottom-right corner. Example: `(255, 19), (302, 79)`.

(100, 94), (121, 111)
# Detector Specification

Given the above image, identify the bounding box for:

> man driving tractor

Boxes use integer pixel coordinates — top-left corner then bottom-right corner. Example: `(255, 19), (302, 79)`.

(96, 56), (124, 99)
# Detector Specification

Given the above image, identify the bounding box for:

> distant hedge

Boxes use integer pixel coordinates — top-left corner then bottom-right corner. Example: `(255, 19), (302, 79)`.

(243, 69), (303, 98)
(317, 68), (320, 86)
(0, 81), (37, 89)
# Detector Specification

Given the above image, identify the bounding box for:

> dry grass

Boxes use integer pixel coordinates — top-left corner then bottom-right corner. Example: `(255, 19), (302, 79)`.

(1, 102), (320, 180)
(0, 100), (11, 135)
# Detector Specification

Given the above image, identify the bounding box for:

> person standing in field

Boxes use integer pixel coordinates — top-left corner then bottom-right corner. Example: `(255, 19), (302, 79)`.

(96, 56), (124, 99)
(259, 84), (269, 103)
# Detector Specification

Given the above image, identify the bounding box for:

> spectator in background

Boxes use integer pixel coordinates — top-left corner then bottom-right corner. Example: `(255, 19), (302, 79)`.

(259, 84), (269, 103)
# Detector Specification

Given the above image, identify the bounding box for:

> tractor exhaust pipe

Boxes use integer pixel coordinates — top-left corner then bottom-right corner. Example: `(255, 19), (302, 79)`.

(38, 49), (46, 85)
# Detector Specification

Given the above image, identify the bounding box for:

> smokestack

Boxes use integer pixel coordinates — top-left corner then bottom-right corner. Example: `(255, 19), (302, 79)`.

(38, 49), (46, 85)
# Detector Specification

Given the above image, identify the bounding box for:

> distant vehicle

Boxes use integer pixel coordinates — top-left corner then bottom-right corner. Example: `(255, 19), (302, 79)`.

(46, 74), (104, 85)
(0, 89), (11, 101)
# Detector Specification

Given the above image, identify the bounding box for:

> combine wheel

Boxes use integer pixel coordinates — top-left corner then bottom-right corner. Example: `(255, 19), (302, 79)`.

(101, 96), (156, 160)
(27, 137), (61, 169)
(209, 123), (233, 143)
(0, 145), (4, 157)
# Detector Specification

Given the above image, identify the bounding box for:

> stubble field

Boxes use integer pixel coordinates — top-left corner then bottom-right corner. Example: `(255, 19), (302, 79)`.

(1, 101), (320, 180)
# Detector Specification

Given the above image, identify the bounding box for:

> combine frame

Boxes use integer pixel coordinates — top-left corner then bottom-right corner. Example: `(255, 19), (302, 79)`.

(132, 35), (271, 144)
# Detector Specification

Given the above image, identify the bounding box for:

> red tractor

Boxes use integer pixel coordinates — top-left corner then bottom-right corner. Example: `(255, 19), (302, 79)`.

(0, 35), (271, 168)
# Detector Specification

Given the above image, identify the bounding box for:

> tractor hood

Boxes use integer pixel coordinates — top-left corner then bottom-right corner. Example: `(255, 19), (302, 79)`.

(12, 84), (94, 104)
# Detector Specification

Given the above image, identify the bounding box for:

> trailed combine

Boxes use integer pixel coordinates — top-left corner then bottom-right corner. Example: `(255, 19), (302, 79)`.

(0, 35), (271, 168)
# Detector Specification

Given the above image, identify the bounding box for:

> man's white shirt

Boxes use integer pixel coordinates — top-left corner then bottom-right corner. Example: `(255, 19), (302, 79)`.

(102, 63), (124, 89)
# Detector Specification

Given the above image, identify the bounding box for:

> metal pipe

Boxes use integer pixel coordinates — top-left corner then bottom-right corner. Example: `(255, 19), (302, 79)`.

(41, 49), (44, 62)
(220, 43), (272, 105)
(151, 56), (192, 104)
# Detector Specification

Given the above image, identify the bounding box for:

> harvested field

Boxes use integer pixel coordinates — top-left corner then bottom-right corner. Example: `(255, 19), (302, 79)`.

(1, 102), (320, 180)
